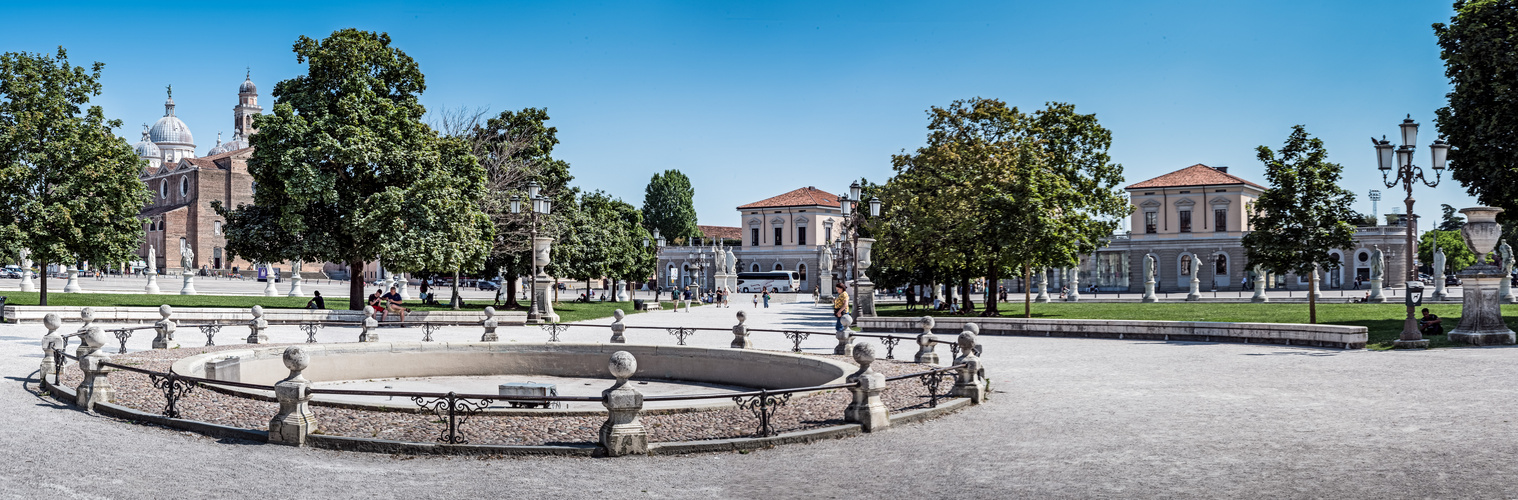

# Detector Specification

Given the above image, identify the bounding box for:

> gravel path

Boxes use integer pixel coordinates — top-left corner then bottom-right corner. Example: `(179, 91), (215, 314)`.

(11, 300), (1518, 498)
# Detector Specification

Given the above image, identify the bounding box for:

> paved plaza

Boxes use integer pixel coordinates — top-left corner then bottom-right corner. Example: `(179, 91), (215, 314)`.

(5, 299), (1518, 498)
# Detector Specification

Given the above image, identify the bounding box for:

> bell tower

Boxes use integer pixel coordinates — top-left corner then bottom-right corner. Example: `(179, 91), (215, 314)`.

(233, 69), (262, 137)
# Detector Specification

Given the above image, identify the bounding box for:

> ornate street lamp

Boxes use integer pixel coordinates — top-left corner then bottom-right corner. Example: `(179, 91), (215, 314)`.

(511, 182), (554, 323)
(1373, 114), (1447, 348)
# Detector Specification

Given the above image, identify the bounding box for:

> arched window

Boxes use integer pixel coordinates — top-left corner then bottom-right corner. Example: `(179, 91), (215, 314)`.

(751, 263), (760, 272)
(179, 176), (189, 196)
(251, 181), (257, 195)
(1215, 254), (1227, 275)
(160, 180), (168, 199)
(1180, 254), (1192, 275)
(213, 220), (222, 235)
(799, 263), (808, 282)
(774, 263), (783, 271)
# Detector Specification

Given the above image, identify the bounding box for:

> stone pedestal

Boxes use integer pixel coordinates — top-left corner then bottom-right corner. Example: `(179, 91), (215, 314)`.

(246, 306), (269, 344)
(833, 313), (855, 356)
(1066, 268), (1080, 302)
(1310, 269), (1322, 300)
(1034, 269), (1050, 303)
(1502, 275), (1516, 304)
(20, 269), (35, 292)
(949, 332), (987, 404)
(600, 351), (648, 456)
(1186, 275), (1201, 301)
(608, 309), (626, 343)
(179, 274), (197, 295)
(481, 306), (499, 342)
(914, 316), (939, 364)
(1368, 279), (1385, 303)
(144, 274), (160, 294)
(731, 311), (751, 348)
(844, 343), (890, 432)
(1251, 270), (1268, 303)
(533, 274), (560, 323)
(397, 274), (410, 301)
(1433, 268), (1448, 301)
(39, 313), (61, 379)
(287, 273), (304, 298)
(269, 346), (318, 446)
(1142, 279), (1157, 303)
(818, 275), (833, 301)
(615, 280), (629, 302)
(1449, 269), (1517, 346)
(358, 308), (379, 342)
(152, 305), (176, 349)
(76, 350), (114, 412)
(63, 267), (81, 293)
(857, 282), (876, 317)
(262, 266), (279, 297)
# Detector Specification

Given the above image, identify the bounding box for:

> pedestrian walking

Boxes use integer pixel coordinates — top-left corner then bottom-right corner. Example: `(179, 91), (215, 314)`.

(681, 285), (692, 312)
(763, 288), (771, 308)
(832, 282), (850, 332)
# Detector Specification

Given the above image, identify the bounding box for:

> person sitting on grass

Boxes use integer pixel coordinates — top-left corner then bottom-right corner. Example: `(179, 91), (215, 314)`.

(383, 286), (408, 323)
(305, 290), (325, 310)
(1419, 308), (1443, 336)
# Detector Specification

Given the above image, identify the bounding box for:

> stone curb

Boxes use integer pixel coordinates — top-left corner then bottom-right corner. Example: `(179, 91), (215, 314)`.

(860, 317), (1368, 349)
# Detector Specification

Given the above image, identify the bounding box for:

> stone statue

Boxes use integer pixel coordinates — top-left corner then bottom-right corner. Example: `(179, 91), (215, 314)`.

(1144, 254), (1157, 283)
(819, 245), (833, 271)
(180, 241), (194, 273)
(1502, 241), (1514, 274)
(1189, 255), (1201, 281)
(725, 247), (736, 274)
(147, 245), (157, 273)
(1370, 245), (1384, 281)
(1434, 244), (1447, 277)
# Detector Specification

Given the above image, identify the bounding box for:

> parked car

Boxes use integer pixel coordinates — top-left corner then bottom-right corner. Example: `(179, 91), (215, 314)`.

(0, 270), (18, 279)
(477, 280), (501, 291)
(1446, 276), (1463, 286)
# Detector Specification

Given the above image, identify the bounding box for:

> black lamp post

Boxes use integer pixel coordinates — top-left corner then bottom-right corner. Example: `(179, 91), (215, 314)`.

(1373, 115), (1449, 348)
(510, 180), (553, 323)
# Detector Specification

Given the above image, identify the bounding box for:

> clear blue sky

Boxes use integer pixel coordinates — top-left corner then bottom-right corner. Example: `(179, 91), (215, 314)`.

(1, 0), (1476, 227)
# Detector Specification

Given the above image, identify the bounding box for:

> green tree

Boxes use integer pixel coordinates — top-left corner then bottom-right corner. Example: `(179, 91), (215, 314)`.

(0, 48), (152, 305)
(1420, 230), (1476, 276)
(1241, 125), (1358, 324)
(1438, 203), (1466, 231)
(642, 170), (700, 244)
(1435, 2), (1518, 221)
(216, 29), (492, 310)
(876, 98), (1127, 316)
(557, 190), (653, 298)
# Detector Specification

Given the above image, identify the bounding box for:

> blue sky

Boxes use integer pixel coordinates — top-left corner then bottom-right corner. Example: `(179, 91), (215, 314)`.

(0, 0), (1474, 227)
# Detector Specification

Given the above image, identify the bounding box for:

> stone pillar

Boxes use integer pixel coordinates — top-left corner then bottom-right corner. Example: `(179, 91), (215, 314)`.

(74, 307), (101, 360)
(914, 316), (939, 364)
(246, 305), (269, 344)
(731, 310), (751, 348)
(358, 307), (380, 342)
(262, 263), (279, 297)
(1433, 246), (1449, 301)
(609, 309), (626, 343)
(1449, 207), (1517, 346)
(144, 271), (160, 294)
(287, 262), (305, 298)
(268, 346), (318, 446)
(1251, 265), (1268, 303)
(481, 306), (499, 342)
(600, 351), (648, 456)
(180, 271), (197, 295)
(1142, 267), (1158, 303)
(1066, 267), (1080, 302)
(40, 313), (61, 380)
(844, 342), (890, 432)
(1368, 278), (1385, 303)
(397, 272), (410, 301)
(63, 265), (82, 293)
(615, 280), (630, 302)
(1034, 269), (1050, 303)
(152, 305), (177, 349)
(949, 332), (987, 404)
(833, 313), (855, 356)
(532, 237), (560, 323)
(76, 349), (114, 412)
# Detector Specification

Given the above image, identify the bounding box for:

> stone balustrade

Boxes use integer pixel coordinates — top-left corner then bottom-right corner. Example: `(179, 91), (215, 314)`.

(858, 316), (1367, 349)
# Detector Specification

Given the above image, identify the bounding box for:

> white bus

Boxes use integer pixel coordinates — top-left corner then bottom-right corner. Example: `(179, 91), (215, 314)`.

(736, 271), (800, 293)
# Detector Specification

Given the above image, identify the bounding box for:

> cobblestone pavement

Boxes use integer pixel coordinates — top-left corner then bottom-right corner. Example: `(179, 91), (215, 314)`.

(6, 300), (1518, 498)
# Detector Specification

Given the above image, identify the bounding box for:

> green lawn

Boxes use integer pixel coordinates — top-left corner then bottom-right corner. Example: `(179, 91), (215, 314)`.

(0, 292), (684, 323)
(876, 302), (1513, 349)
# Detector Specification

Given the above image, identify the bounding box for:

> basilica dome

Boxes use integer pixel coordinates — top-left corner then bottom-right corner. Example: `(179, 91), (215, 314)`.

(132, 125), (161, 160)
(149, 94), (194, 145)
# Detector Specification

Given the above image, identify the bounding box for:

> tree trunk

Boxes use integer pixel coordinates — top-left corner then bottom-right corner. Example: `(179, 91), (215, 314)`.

(503, 268), (520, 308)
(450, 269), (462, 310)
(1309, 267), (1318, 324)
(984, 263), (1000, 316)
(1024, 265), (1032, 319)
(960, 274), (973, 313)
(39, 260), (48, 306)
(348, 260), (365, 310)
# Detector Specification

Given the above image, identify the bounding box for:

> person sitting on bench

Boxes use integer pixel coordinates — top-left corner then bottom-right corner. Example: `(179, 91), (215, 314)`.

(382, 286), (408, 323)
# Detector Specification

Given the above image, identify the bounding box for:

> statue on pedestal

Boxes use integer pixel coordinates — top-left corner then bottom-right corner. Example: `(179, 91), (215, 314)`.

(1501, 241), (1515, 303)
(179, 242), (197, 295)
(1141, 254), (1158, 303)
(1368, 245), (1385, 303)
(1432, 244), (1448, 301)
(1186, 254), (1202, 301)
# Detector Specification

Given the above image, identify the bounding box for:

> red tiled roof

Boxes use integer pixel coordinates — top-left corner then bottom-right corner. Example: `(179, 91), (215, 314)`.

(699, 225), (741, 240)
(1126, 164), (1265, 190)
(737, 187), (841, 210)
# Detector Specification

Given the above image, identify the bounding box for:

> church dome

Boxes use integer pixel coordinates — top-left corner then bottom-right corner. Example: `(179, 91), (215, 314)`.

(133, 125), (161, 159)
(150, 93), (194, 145)
(239, 75), (257, 94)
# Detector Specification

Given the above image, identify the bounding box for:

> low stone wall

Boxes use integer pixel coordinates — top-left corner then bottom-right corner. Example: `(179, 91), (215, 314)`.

(4, 305), (524, 326)
(857, 316), (1367, 349)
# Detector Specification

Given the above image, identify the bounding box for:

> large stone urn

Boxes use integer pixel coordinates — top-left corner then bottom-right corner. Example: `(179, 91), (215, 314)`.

(856, 238), (876, 317)
(531, 236), (559, 323)
(1448, 207), (1516, 346)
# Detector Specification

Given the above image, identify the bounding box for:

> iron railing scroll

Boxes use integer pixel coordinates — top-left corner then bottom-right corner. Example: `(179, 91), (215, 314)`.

(411, 392), (496, 444)
(666, 327), (695, 346)
(733, 388), (792, 437)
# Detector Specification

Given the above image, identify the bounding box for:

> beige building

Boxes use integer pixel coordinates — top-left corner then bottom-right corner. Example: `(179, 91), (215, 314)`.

(656, 187), (850, 292)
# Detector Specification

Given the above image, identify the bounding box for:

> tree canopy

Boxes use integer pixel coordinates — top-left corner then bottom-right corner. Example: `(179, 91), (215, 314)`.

(217, 29), (491, 309)
(642, 170), (700, 244)
(0, 47), (152, 305)
(1241, 125), (1358, 323)
(873, 98), (1128, 315)
(1435, 1), (1518, 222)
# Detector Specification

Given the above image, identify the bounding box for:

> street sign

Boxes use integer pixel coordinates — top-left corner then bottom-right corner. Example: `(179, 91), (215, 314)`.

(1406, 280), (1424, 307)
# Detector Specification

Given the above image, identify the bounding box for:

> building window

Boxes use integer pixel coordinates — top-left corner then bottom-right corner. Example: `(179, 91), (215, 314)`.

(1179, 210), (1192, 233)
(797, 227), (807, 246)
(1144, 212), (1158, 234)
(799, 263), (807, 282)
(774, 227), (782, 246)
(751, 228), (759, 246)
(774, 263), (783, 271)
(751, 263), (760, 272)
(824, 221), (835, 243)
(179, 177), (189, 197)
(214, 221), (222, 235)
(1181, 254), (1192, 275)
(160, 180), (168, 200)
(1215, 254), (1227, 275)
(1214, 209), (1227, 232)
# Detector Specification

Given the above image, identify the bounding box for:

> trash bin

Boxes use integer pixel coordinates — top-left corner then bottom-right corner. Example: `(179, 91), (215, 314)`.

(633, 299), (646, 310)
(1405, 280), (1424, 307)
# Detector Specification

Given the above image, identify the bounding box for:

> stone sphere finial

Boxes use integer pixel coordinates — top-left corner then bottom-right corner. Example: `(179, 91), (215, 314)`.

(840, 313), (853, 327)
(919, 316), (935, 330)
(853, 341), (877, 366)
(80, 307), (94, 323)
(963, 322), (980, 335)
(609, 351), (637, 381)
(251, 305), (264, 317)
(736, 310), (747, 324)
(43, 313), (61, 332)
(958, 331), (977, 351)
(613, 309), (625, 321)
(282, 345), (310, 373)
(483, 306), (496, 318)
(159, 304), (172, 319)
(363, 306), (374, 319)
